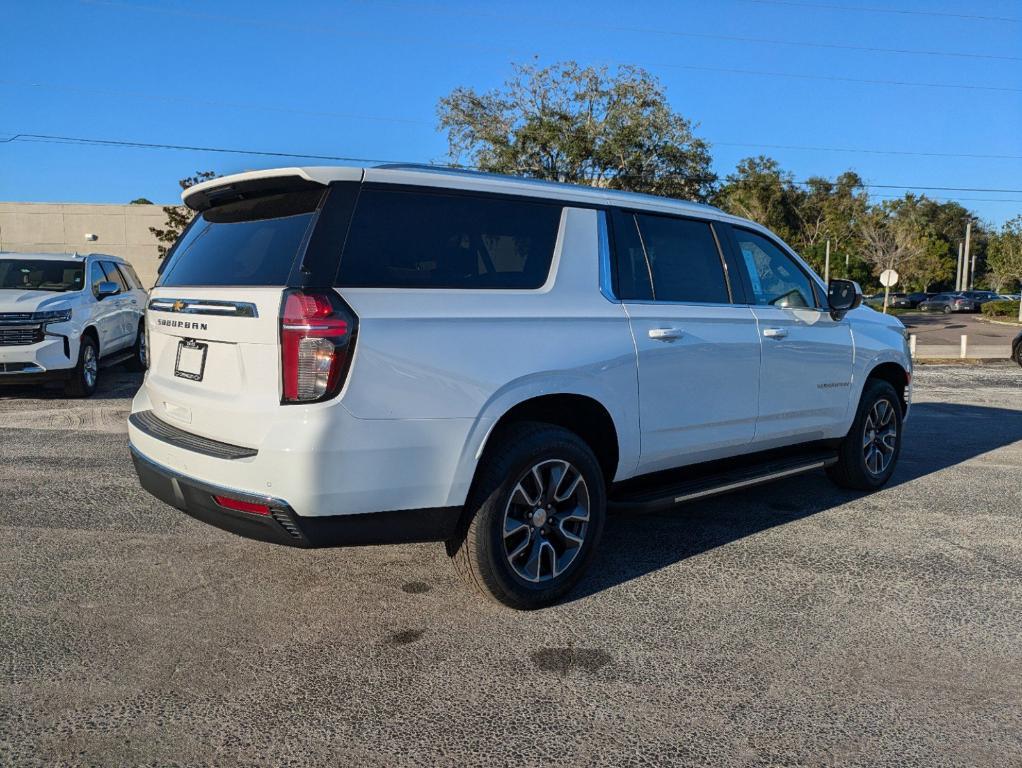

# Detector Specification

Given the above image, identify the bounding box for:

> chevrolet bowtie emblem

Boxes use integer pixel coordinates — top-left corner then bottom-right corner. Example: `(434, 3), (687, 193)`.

(172, 300), (186, 312)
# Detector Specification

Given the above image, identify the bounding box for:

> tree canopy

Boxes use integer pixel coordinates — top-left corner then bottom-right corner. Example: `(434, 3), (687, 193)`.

(438, 61), (716, 201)
(149, 171), (218, 259)
(437, 60), (1011, 292)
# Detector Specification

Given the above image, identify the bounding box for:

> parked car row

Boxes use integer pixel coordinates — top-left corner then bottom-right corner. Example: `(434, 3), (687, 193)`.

(868, 290), (1008, 313)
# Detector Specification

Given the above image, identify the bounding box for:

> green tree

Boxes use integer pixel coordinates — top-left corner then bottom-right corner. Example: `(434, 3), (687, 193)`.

(714, 156), (801, 243)
(149, 171), (218, 258)
(129, 197), (153, 205)
(986, 216), (1022, 293)
(438, 61), (715, 201)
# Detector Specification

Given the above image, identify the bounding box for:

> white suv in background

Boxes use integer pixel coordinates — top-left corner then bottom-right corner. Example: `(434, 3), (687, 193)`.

(0, 252), (147, 396)
(128, 166), (911, 609)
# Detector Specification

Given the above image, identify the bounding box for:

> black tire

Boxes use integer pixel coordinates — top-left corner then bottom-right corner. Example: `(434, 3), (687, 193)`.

(125, 321), (147, 372)
(827, 379), (903, 491)
(64, 334), (99, 398)
(449, 422), (606, 610)
(942, 305), (952, 314)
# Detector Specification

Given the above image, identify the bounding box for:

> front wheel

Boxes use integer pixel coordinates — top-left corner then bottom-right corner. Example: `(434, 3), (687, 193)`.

(450, 423), (606, 609)
(827, 379), (903, 490)
(64, 335), (99, 398)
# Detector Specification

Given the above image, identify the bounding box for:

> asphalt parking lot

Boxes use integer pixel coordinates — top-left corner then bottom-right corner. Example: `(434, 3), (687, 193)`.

(2, 365), (1021, 766)
(900, 311), (1019, 349)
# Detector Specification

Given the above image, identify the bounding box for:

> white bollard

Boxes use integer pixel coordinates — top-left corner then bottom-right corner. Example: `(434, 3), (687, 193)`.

(960, 334), (968, 359)
(910, 334), (917, 358)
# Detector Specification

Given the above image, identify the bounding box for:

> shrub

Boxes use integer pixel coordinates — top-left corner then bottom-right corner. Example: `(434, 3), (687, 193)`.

(981, 300), (1020, 318)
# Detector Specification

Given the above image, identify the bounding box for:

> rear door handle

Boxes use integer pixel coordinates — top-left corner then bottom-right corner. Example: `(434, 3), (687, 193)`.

(648, 327), (683, 342)
(763, 327), (788, 339)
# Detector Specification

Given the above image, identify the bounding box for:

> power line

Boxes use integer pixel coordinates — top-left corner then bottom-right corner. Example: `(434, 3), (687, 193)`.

(0, 80), (432, 126)
(740, 0), (1022, 24)
(80, 1), (1022, 95)
(352, 0), (1022, 63)
(713, 141), (1022, 161)
(7, 80), (1018, 161)
(3, 131), (1022, 196)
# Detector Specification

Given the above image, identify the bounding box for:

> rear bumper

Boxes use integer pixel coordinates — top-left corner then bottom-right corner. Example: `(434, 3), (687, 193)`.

(130, 446), (461, 548)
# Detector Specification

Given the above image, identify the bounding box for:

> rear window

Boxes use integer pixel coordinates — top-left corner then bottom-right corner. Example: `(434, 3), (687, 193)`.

(158, 190), (323, 287)
(336, 188), (562, 289)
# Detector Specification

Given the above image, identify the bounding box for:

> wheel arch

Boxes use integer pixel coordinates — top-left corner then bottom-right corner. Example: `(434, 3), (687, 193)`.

(81, 324), (99, 357)
(865, 360), (910, 415)
(481, 394), (620, 483)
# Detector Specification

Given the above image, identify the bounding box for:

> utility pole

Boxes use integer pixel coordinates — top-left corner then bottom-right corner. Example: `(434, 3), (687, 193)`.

(963, 222), (973, 291)
(970, 248), (977, 291)
(956, 242), (964, 291)
(824, 239), (831, 283)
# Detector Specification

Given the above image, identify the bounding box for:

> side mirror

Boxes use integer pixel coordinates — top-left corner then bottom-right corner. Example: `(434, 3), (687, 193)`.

(96, 281), (121, 300)
(827, 279), (862, 317)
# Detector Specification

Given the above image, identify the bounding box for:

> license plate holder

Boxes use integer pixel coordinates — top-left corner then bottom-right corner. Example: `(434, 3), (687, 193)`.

(174, 339), (208, 381)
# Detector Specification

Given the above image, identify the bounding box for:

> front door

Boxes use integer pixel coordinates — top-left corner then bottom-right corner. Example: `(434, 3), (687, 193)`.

(727, 226), (853, 445)
(613, 210), (761, 475)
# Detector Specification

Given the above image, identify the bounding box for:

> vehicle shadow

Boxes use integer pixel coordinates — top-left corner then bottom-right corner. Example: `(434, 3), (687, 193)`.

(0, 368), (142, 402)
(569, 401), (1022, 602)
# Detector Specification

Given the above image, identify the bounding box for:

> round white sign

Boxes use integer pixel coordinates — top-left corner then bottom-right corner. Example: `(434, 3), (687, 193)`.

(879, 269), (899, 288)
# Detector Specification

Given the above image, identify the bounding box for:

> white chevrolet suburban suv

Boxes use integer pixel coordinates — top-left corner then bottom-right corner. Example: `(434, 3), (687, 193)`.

(128, 165), (911, 609)
(0, 252), (147, 396)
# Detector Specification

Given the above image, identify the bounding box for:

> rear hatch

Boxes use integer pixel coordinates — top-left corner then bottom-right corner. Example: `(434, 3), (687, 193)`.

(144, 177), (355, 448)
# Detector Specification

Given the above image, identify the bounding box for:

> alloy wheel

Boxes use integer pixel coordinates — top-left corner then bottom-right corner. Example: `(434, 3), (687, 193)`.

(83, 344), (98, 388)
(862, 398), (897, 475)
(501, 459), (590, 583)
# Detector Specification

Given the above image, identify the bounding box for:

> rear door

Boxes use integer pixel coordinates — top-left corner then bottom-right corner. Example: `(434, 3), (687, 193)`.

(144, 186), (329, 447)
(614, 209), (761, 475)
(724, 225), (853, 444)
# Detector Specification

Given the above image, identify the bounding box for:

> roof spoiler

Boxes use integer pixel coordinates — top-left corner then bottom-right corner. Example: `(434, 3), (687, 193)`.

(183, 172), (329, 212)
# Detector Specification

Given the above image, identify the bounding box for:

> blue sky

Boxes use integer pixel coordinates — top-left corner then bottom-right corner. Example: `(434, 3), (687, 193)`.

(2, 0), (1020, 225)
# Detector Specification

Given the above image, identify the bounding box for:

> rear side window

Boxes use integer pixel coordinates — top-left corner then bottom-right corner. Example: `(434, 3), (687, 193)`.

(158, 190), (323, 287)
(336, 188), (562, 289)
(610, 209), (653, 301)
(634, 214), (730, 304)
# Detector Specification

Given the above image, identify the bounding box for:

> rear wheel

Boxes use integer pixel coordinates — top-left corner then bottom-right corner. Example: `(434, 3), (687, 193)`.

(942, 305), (952, 314)
(450, 422), (606, 609)
(64, 335), (99, 398)
(827, 379), (903, 490)
(125, 321), (147, 372)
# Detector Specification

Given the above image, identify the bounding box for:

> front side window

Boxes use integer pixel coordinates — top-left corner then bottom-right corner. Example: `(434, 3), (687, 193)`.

(733, 228), (817, 309)
(0, 259), (85, 292)
(102, 262), (130, 292)
(634, 214), (730, 304)
(336, 188), (562, 289)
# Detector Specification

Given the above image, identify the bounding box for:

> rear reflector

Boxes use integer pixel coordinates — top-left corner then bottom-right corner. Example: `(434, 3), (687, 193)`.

(214, 495), (271, 515)
(280, 289), (357, 404)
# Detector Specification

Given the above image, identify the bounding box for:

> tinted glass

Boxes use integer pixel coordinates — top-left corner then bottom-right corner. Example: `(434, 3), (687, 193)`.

(337, 188), (562, 289)
(102, 262), (130, 292)
(158, 190), (322, 287)
(0, 259), (85, 292)
(610, 209), (653, 300)
(733, 229), (817, 309)
(634, 214), (729, 304)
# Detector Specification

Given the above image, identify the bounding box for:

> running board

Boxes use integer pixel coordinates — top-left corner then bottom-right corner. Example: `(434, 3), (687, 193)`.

(100, 351), (134, 368)
(609, 451), (839, 512)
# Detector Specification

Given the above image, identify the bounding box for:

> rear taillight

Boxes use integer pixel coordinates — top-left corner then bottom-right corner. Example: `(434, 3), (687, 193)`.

(279, 288), (357, 404)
